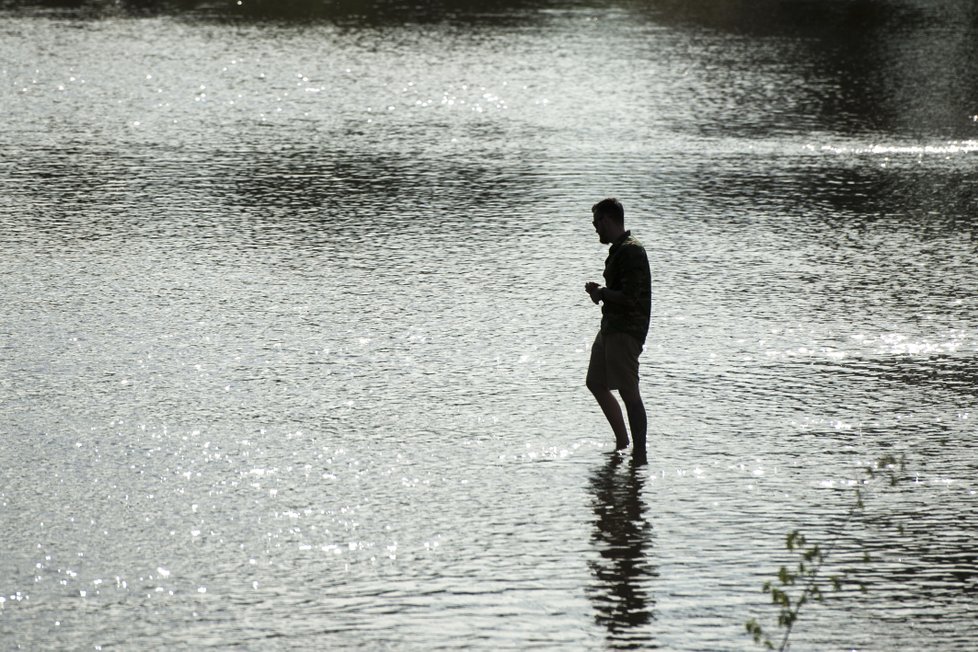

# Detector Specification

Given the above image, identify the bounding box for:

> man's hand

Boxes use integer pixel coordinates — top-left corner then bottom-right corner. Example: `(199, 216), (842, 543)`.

(585, 281), (602, 305)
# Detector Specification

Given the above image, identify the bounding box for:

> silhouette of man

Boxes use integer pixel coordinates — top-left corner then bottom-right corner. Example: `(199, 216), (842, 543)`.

(584, 198), (651, 463)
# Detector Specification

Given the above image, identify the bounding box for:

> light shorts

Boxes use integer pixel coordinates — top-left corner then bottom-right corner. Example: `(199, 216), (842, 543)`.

(586, 330), (643, 391)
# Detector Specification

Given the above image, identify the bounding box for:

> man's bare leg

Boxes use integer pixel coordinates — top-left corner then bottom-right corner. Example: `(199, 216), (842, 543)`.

(618, 384), (647, 463)
(588, 384), (630, 450)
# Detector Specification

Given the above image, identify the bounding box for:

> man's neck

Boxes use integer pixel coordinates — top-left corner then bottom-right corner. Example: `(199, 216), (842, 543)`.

(606, 227), (628, 244)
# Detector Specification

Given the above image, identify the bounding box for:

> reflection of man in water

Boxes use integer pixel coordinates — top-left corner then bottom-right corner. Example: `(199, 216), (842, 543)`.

(585, 198), (652, 463)
(587, 455), (656, 645)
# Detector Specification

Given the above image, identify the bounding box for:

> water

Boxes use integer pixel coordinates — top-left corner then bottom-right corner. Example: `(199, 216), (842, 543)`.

(2, 1), (977, 649)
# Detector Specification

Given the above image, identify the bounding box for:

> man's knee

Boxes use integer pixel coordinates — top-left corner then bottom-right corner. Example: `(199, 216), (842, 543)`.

(586, 377), (607, 395)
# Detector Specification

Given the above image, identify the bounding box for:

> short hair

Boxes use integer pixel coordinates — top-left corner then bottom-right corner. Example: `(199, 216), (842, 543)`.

(592, 198), (624, 225)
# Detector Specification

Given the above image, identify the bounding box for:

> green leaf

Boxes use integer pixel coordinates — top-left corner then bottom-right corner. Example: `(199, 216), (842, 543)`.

(786, 531), (799, 551)
(771, 588), (790, 608)
(778, 566), (793, 585)
(745, 618), (762, 641)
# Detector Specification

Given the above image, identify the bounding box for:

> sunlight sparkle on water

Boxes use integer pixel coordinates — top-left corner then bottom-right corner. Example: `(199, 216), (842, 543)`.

(3, 7), (977, 651)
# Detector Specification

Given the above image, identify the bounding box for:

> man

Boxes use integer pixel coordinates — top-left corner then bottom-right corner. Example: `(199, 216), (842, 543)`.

(584, 198), (652, 463)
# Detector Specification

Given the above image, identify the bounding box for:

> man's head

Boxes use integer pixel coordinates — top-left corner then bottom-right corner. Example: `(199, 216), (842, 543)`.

(591, 198), (625, 244)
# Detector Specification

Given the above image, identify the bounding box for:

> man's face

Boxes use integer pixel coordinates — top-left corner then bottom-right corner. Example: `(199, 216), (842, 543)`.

(592, 213), (609, 244)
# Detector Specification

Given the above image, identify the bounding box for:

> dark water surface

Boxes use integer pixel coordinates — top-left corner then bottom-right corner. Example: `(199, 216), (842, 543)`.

(2, 1), (977, 649)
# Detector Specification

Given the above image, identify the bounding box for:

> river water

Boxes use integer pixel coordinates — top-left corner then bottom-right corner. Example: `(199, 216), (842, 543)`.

(1, 1), (976, 649)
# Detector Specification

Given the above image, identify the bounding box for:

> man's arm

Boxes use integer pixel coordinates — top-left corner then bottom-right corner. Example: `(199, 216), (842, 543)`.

(586, 282), (631, 306)
(596, 286), (632, 307)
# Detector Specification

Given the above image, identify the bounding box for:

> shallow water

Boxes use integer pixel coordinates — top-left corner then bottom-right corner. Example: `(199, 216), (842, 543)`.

(2, 1), (977, 649)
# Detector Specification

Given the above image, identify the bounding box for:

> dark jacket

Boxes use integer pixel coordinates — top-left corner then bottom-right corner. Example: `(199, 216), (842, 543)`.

(601, 231), (652, 344)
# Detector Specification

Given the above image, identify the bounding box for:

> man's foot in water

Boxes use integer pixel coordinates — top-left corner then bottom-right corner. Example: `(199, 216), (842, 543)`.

(632, 447), (648, 466)
(614, 437), (630, 452)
